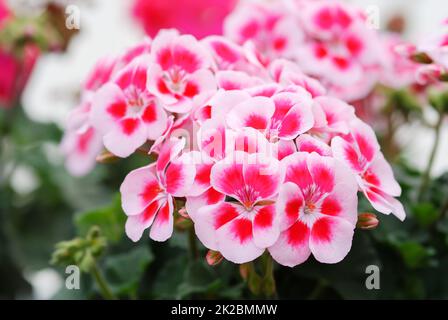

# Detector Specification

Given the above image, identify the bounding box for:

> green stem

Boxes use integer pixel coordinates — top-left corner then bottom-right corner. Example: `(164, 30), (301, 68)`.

(261, 253), (277, 299)
(418, 112), (444, 201)
(91, 262), (116, 300)
(307, 280), (327, 300)
(188, 227), (198, 260)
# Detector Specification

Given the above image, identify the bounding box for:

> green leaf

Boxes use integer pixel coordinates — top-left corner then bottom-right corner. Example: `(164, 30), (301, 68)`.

(412, 203), (440, 228)
(74, 195), (125, 243)
(104, 245), (153, 297)
(395, 241), (435, 269)
(176, 261), (222, 298)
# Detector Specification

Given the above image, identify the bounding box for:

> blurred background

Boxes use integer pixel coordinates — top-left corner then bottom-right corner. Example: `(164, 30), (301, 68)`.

(1, 0), (448, 300)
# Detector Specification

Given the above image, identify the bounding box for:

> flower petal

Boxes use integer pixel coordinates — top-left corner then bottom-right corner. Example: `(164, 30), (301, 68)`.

(186, 187), (225, 220)
(120, 165), (161, 215)
(252, 204), (280, 248)
(149, 196), (174, 241)
(226, 96), (275, 131)
(192, 202), (240, 251)
(216, 216), (264, 264)
(165, 152), (197, 197)
(269, 219), (311, 267)
(276, 182), (304, 231)
(309, 216), (354, 264)
(103, 117), (147, 158)
(125, 200), (162, 242)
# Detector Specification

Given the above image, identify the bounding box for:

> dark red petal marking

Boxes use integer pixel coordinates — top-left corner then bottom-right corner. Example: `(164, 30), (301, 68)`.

(140, 180), (161, 204)
(354, 133), (375, 163)
(245, 114), (268, 130)
(286, 220), (309, 246)
(240, 20), (259, 39)
(314, 43), (328, 59)
(231, 218), (253, 243)
(142, 201), (160, 222)
(273, 37), (287, 51)
(320, 196), (342, 217)
(199, 105), (212, 120)
(311, 218), (333, 243)
(286, 161), (313, 190)
(157, 48), (173, 70)
(157, 78), (171, 94)
(332, 56), (350, 70)
(205, 188), (224, 204)
(76, 127), (94, 154)
(165, 163), (183, 193)
(344, 144), (363, 171)
(314, 8), (334, 30)
(346, 35), (363, 56)
(298, 141), (322, 155)
(183, 81), (199, 98)
(254, 206), (274, 229)
(115, 70), (132, 90)
(195, 164), (212, 185)
(311, 164), (334, 193)
(133, 66), (148, 90)
(121, 118), (140, 135)
(363, 169), (380, 187)
(157, 200), (170, 222)
(211, 41), (239, 63)
(285, 197), (303, 220)
(214, 204), (239, 229)
(141, 103), (157, 123)
(279, 114), (300, 137)
(335, 7), (352, 28)
(107, 101), (127, 119)
(173, 48), (200, 73)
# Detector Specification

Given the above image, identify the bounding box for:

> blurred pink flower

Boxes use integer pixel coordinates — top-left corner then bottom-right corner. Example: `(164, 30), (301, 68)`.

(0, 0), (10, 26)
(0, 45), (40, 108)
(132, 0), (238, 39)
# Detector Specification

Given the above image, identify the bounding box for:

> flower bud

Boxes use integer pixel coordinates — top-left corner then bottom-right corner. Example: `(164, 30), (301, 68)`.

(96, 151), (119, 164)
(357, 213), (379, 230)
(206, 250), (223, 266)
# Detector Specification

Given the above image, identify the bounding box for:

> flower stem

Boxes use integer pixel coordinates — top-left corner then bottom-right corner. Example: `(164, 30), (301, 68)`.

(91, 262), (116, 300)
(188, 227), (199, 260)
(418, 112), (444, 201)
(261, 253), (277, 299)
(307, 280), (327, 300)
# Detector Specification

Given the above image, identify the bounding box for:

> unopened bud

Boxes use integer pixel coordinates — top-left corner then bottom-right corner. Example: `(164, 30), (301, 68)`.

(411, 52), (433, 64)
(206, 250), (223, 266)
(178, 207), (190, 219)
(239, 263), (250, 280)
(357, 213), (379, 230)
(96, 150), (119, 163)
(416, 64), (444, 85)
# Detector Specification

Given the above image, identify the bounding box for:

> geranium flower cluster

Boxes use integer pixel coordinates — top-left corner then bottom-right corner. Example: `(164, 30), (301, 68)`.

(224, 0), (417, 102)
(62, 29), (405, 266)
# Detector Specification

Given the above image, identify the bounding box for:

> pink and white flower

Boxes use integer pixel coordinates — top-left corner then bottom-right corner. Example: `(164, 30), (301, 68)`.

(147, 30), (217, 113)
(191, 152), (284, 264)
(120, 138), (196, 242)
(269, 152), (358, 266)
(91, 55), (168, 157)
(226, 90), (314, 142)
(60, 99), (103, 176)
(331, 119), (406, 221)
(224, 1), (303, 65)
